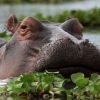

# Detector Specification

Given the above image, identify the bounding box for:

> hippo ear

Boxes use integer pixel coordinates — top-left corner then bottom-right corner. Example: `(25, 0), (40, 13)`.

(6, 14), (18, 34)
(60, 18), (83, 39)
(17, 17), (44, 40)
(20, 17), (43, 33)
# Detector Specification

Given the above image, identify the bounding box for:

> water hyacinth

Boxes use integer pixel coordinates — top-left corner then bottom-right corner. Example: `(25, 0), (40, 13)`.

(0, 72), (99, 99)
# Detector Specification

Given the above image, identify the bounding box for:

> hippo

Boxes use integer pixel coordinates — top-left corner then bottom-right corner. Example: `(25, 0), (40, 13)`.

(0, 16), (100, 79)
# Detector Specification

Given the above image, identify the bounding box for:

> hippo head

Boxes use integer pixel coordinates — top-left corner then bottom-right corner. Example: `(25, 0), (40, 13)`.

(0, 15), (89, 79)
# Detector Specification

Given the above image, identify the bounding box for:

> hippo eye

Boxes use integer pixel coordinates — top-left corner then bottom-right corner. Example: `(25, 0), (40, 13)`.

(20, 25), (27, 29)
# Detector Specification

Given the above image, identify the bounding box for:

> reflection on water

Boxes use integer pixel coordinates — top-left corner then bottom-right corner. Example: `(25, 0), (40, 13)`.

(0, 0), (100, 23)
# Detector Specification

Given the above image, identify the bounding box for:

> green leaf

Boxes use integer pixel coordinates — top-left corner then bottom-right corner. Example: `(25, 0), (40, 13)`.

(86, 85), (94, 93)
(76, 78), (89, 88)
(0, 87), (6, 93)
(91, 73), (100, 82)
(31, 82), (38, 87)
(15, 83), (23, 88)
(71, 73), (85, 83)
(94, 82), (100, 92)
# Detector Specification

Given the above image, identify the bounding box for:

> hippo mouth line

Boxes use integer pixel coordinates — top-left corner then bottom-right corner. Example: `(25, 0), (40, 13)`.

(44, 65), (99, 75)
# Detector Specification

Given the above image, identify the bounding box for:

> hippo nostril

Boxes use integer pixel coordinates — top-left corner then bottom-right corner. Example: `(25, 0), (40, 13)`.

(20, 25), (27, 29)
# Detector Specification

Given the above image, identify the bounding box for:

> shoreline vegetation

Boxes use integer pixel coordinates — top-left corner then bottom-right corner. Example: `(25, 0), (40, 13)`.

(0, 72), (100, 99)
(0, 0), (81, 4)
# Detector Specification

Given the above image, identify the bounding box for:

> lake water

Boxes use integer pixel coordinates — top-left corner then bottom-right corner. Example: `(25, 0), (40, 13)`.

(84, 32), (100, 49)
(0, 0), (100, 23)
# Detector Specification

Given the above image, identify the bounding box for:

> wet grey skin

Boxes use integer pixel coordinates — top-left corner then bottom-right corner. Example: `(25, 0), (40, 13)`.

(0, 16), (99, 79)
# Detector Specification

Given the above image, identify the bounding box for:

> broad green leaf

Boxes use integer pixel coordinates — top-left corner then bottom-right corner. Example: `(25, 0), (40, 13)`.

(76, 78), (89, 88)
(15, 83), (23, 88)
(71, 73), (85, 83)
(0, 87), (6, 93)
(91, 73), (100, 82)
(94, 82), (100, 92)
(86, 85), (94, 93)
